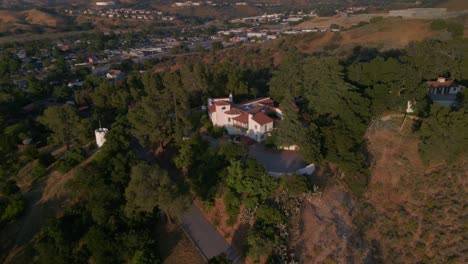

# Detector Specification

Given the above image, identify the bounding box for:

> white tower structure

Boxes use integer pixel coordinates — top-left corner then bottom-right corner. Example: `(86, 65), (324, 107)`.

(406, 100), (415, 113)
(95, 121), (108, 148)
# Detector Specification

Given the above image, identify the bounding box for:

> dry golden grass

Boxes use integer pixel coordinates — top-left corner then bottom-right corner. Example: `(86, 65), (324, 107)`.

(294, 18), (451, 54)
(296, 16), (376, 29)
(340, 18), (444, 49)
(0, 9), (64, 33)
(22, 9), (63, 27)
(0, 11), (22, 24)
(437, 0), (468, 11)
(364, 121), (467, 263)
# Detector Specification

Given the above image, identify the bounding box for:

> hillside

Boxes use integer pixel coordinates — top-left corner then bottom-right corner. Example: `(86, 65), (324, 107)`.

(158, 4), (263, 20)
(157, 17), (460, 72)
(294, 16), (468, 52)
(0, 9), (65, 34)
(298, 117), (467, 263)
(364, 119), (467, 263)
(437, 0), (468, 11)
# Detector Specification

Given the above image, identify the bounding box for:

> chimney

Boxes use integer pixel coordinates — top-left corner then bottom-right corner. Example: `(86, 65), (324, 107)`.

(229, 93), (233, 103)
(437, 77), (446, 83)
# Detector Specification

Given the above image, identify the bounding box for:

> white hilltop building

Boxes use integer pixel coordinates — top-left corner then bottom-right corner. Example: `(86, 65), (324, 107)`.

(95, 127), (108, 148)
(406, 77), (466, 113)
(426, 77), (465, 107)
(208, 93), (282, 142)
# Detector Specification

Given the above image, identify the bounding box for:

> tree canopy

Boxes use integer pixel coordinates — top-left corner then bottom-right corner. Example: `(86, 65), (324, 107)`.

(125, 162), (189, 222)
(37, 105), (90, 150)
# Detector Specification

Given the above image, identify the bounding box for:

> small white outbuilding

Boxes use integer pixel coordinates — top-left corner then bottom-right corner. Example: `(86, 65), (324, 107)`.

(95, 128), (108, 148)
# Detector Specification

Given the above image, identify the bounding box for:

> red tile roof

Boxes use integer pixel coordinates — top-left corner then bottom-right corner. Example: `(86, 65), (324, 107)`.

(252, 112), (273, 125)
(225, 108), (243, 115)
(214, 101), (231, 106)
(232, 112), (249, 124)
(427, 80), (457, 88)
(209, 104), (216, 113)
(246, 106), (264, 114)
(258, 98), (274, 105)
(238, 97), (272, 106)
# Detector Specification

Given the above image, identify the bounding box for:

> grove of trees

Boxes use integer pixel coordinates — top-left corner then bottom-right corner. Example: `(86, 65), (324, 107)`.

(0, 34), (467, 264)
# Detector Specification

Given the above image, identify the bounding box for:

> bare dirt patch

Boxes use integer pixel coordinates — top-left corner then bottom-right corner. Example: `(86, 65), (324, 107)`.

(22, 9), (63, 27)
(364, 120), (467, 263)
(297, 177), (360, 264)
(365, 121), (425, 210)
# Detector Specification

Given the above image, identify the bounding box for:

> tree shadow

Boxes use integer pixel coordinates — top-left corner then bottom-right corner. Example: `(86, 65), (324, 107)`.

(363, 239), (383, 264)
(229, 223), (251, 264)
(155, 219), (184, 263)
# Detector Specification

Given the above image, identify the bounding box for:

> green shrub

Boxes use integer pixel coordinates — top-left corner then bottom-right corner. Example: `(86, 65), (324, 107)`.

(56, 148), (86, 173)
(210, 126), (225, 138)
(350, 21), (369, 29)
(23, 145), (39, 160)
(1, 180), (20, 197)
(224, 189), (241, 219)
(370, 16), (383, 23)
(255, 205), (283, 224)
(226, 216), (237, 227)
(430, 19), (447, 30)
(0, 194), (25, 223)
(208, 253), (232, 264)
(32, 164), (48, 178)
(283, 174), (309, 198)
(38, 152), (56, 166)
(447, 22), (464, 38)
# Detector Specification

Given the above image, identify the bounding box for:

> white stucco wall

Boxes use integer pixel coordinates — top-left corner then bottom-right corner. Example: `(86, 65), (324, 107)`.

(213, 104), (230, 126)
(246, 114), (273, 142)
(95, 128), (108, 148)
(449, 85), (464, 94)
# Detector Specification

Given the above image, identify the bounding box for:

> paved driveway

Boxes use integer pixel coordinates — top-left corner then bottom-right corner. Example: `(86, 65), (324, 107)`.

(249, 144), (307, 173)
(181, 205), (241, 262)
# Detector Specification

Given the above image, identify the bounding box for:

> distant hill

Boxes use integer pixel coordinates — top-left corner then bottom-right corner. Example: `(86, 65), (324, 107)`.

(0, 8), (66, 34)
(436, 0), (468, 10)
(159, 4), (263, 20)
(0, 0), (85, 7)
(214, 17), (457, 65)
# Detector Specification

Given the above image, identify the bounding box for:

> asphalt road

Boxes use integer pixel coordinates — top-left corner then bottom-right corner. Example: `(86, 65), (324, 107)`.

(181, 205), (241, 263)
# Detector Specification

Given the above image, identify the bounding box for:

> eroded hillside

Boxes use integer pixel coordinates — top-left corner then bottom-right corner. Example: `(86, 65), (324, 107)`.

(365, 120), (467, 263)
(298, 119), (467, 263)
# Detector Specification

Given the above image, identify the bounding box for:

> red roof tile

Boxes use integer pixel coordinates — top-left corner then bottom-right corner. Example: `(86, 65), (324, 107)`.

(427, 80), (457, 88)
(252, 112), (273, 125)
(214, 101), (231, 106)
(238, 97), (272, 106)
(258, 98), (274, 105)
(225, 108), (243, 115)
(247, 106), (264, 114)
(232, 112), (249, 124)
(209, 104), (216, 113)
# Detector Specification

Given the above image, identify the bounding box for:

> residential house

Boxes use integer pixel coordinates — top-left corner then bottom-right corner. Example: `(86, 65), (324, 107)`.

(208, 94), (282, 142)
(407, 77), (465, 113)
(427, 77), (465, 107)
(106, 69), (125, 80)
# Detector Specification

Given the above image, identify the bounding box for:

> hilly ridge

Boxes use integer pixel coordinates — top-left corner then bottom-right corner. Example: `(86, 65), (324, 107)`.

(0, 8), (65, 33)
